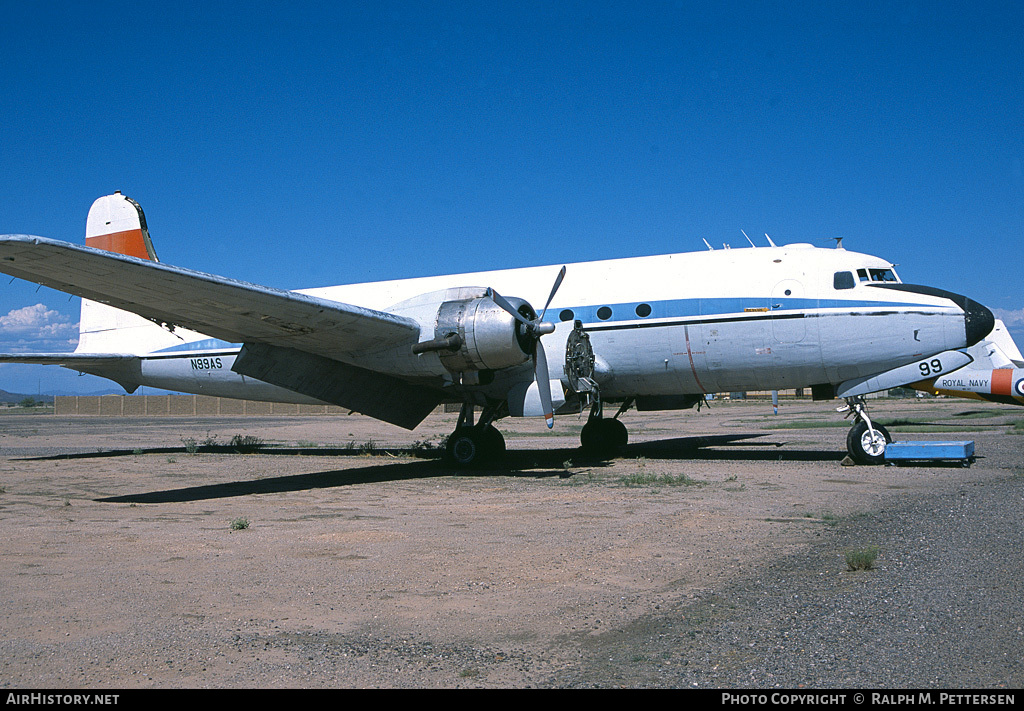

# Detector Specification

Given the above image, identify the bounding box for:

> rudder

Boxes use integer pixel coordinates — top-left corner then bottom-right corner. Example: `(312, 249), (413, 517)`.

(76, 193), (182, 355)
(85, 192), (159, 261)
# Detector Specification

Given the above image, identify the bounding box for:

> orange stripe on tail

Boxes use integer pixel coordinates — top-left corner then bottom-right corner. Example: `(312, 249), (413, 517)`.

(86, 229), (153, 260)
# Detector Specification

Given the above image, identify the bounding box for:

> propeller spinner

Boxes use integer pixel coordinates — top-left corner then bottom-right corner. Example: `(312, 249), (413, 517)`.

(487, 266), (566, 428)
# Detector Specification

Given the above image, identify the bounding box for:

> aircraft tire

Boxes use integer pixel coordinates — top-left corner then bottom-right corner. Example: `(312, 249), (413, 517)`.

(445, 428), (482, 468)
(580, 418), (628, 458)
(607, 418), (628, 449)
(847, 421), (891, 465)
(480, 425), (506, 460)
(445, 425), (505, 468)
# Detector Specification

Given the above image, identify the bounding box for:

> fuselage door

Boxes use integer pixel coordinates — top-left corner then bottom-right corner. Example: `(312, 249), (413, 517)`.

(770, 279), (806, 343)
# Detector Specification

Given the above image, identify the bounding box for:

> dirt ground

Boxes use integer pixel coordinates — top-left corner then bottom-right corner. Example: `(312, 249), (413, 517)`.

(0, 398), (1021, 688)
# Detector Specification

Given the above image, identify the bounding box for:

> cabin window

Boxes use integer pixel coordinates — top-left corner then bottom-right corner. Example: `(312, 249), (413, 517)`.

(833, 271), (855, 290)
(635, 303), (652, 317)
(559, 309), (575, 322)
(597, 306), (613, 320)
(869, 268), (898, 282)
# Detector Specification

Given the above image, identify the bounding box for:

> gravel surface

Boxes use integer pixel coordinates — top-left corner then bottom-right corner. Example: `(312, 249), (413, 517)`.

(559, 465), (1024, 688)
(0, 399), (1020, 688)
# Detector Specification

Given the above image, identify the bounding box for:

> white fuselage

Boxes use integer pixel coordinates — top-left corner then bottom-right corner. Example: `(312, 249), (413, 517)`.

(120, 243), (974, 412)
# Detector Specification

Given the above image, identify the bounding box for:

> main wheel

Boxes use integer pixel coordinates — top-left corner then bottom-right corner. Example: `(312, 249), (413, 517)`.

(445, 428), (482, 468)
(480, 424), (506, 460)
(846, 421), (891, 465)
(444, 425), (506, 468)
(580, 418), (629, 458)
(606, 418), (628, 449)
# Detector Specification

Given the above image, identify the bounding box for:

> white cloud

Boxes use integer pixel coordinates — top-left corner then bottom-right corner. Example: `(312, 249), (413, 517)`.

(992, 307), (1024, 328)
(0, 304), (78, 351)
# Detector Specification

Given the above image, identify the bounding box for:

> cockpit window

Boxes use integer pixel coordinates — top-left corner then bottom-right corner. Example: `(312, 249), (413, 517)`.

(833, 271), (855, 290)
(868, 268), (898, 282)
(857, 268), (869, 282)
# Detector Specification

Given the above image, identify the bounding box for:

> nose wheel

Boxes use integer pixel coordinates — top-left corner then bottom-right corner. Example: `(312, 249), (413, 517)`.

(841, 397), (892, 465)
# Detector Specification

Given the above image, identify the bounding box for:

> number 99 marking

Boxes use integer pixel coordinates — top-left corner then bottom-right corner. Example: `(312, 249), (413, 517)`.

(919, 358), (943, 377)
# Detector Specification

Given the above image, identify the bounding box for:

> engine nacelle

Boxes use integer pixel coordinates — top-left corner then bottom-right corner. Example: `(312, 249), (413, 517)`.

(428, 295), (534, 373)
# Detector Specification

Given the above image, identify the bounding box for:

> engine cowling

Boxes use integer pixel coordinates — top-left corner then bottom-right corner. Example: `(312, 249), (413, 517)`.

(429, 295), (535, 373)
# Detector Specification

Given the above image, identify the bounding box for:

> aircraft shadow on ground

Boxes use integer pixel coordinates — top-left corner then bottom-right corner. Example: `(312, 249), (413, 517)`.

(91, 433), (843, 504)
(96, 454), (600, 504)
(626, 434), (844, 462)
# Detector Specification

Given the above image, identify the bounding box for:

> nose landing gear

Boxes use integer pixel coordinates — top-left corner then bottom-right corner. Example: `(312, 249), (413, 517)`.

(840, 396), (892, 465)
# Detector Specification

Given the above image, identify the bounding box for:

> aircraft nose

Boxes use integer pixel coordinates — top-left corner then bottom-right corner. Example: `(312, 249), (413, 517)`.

(866, 283), (994, 348)
(963, 296), (994, 347)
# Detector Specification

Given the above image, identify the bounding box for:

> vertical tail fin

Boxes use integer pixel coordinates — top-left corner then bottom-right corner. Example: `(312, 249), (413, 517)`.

(85, 192), (159, 261)
(76, 193), (181, 355)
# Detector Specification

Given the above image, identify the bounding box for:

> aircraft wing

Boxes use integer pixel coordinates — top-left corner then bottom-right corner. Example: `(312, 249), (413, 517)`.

(0, 235), (420, 361)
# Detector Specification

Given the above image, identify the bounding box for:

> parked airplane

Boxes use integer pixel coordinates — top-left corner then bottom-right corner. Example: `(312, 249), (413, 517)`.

(0, 193), (999, 465)
(908, 319), (1024, 405)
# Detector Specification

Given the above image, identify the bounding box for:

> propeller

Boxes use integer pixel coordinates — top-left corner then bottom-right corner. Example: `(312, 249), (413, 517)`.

(487, 266), (566, 428)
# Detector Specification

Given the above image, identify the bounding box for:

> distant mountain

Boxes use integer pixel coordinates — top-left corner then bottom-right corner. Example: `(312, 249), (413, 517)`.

(0, 389), (54, 404)
(0, 387), (132, 403)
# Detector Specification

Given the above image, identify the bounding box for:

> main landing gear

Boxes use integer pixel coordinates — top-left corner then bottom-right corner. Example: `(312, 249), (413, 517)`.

(840, 396), (892, 465)
(444, 402), (507, 468)
(579, 397), (630, 459)
(444, 395), (635, 468)
(444, 399), (632, 467)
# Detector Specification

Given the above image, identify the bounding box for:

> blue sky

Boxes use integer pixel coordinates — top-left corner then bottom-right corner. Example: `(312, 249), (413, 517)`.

(0, 1), (1021, 394)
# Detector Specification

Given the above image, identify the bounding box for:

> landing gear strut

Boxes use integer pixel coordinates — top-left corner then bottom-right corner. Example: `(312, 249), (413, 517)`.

(579, 397), (629, 458)
(840, 396), (891, 465)
(444, 402), (506, 468)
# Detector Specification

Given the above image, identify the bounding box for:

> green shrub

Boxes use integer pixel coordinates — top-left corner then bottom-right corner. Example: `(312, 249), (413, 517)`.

(845, 545), (880, 571)
(229, 434), (264, 453)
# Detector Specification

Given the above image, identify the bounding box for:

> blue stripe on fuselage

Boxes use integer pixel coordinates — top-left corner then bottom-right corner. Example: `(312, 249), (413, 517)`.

(554, 296), (945, 327)
(144, 297), (947, 356)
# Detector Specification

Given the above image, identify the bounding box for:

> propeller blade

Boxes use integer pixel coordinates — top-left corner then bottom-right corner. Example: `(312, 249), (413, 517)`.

(538, 266), (566, 322)
(534, 343), (554, 428)
(487, 288), (534, 328)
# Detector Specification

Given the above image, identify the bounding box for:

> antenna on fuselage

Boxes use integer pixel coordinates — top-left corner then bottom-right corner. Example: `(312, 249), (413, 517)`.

(764, 233), (777, 247)
(702, 238), (714, 250)
(741, 230), (757, 248)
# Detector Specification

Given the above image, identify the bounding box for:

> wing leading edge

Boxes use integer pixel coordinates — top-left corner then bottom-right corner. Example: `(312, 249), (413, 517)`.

(0, 235), (449, 427)
(0, 235), (420, 360)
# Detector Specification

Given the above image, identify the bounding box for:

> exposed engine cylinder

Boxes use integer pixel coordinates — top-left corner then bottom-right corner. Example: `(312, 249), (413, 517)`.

(433, 296), (534, 373)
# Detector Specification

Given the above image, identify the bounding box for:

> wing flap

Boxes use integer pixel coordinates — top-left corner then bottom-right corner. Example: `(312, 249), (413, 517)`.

(0, 235), (420, 360)
(233, 343), (442, 429)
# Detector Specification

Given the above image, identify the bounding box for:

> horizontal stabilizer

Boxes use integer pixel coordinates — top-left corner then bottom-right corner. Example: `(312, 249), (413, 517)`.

(0, 353), (138, 366)
(0, 352), (144, 393)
